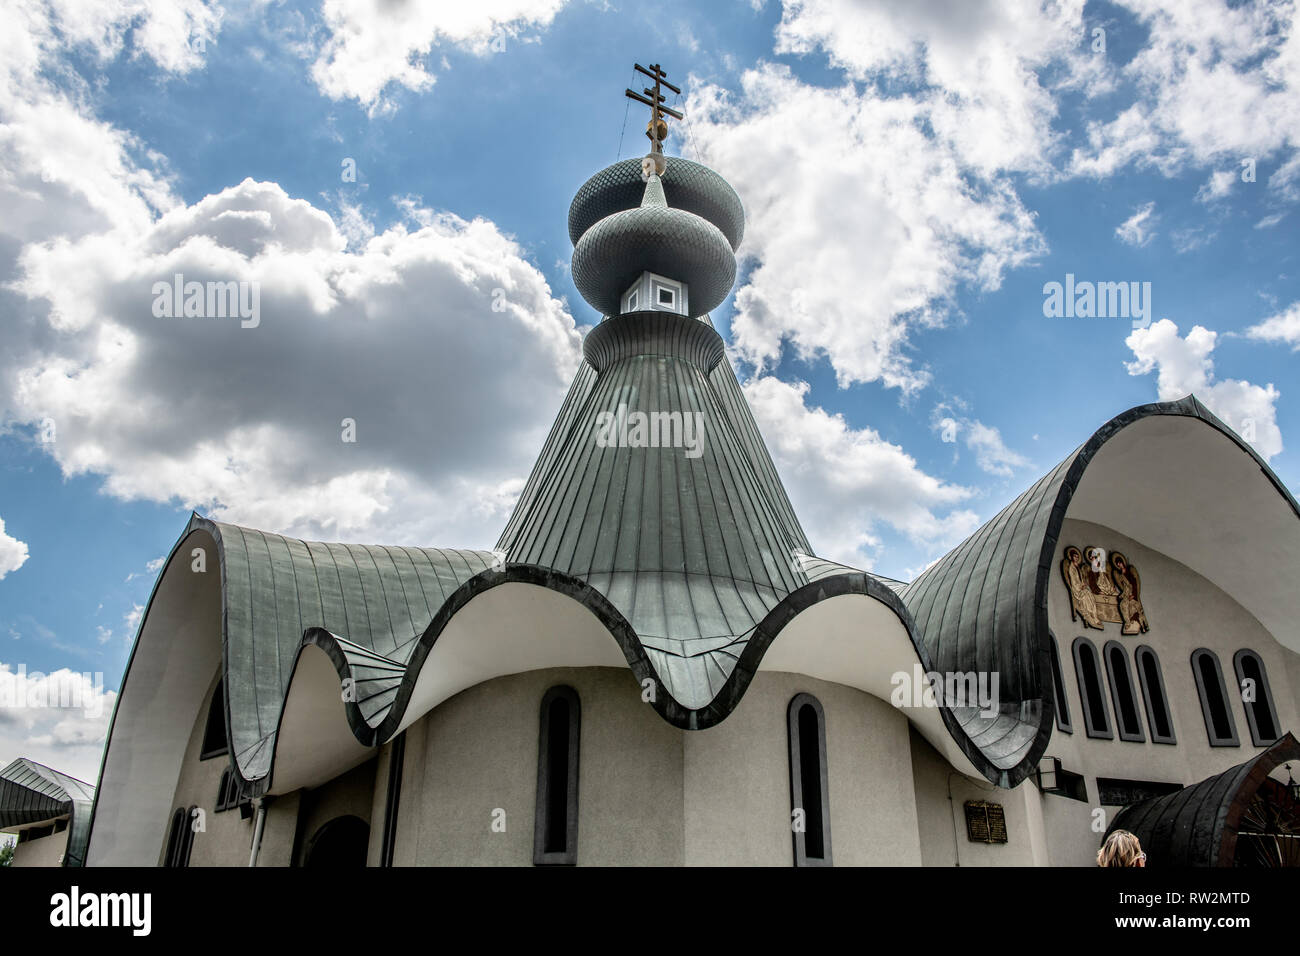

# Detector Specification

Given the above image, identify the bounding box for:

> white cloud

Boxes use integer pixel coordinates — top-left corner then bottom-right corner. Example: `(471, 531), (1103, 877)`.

(310, 0), (569, 110)
(931, 405), (1030, 477)
(0, 518), (29, 580)
(1196, 169), (1236, 203)
(742, 376), (979, 568)
(6, 178), (583, 545)
(688, 64), (1045, 391)
(1069, 0), (1300, 197)
(1125, 319), (1282, 459)
(0, 662), (115, 784)
(773, 0), (1105, 177)
(1115, 201), (1158, 246)
(1246, 301), (1300, 351)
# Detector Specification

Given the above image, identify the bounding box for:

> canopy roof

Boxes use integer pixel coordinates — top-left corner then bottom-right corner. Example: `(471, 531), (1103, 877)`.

(1107, 733), (1300, 866)
(0, 757), (95, 866)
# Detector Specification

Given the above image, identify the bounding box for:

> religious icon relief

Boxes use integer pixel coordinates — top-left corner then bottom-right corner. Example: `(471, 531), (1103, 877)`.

(1060, 545), (1150, 635)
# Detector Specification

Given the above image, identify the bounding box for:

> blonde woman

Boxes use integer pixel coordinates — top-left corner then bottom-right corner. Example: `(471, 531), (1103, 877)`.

(1097, 829), (1147, 867)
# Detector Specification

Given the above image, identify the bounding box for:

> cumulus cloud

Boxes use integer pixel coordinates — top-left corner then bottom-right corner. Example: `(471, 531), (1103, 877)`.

(1069, 0), (1300, 196)
(0, 2), (583, 549)
(742, 376), (979, 568)
(0, 662), (115, 784)
(0, 518), (29, 580)
(1115, 201), (1158, 246)
(310, 0), (569, 110)
(774, 0), (1106, 177)
(688, 64), (1045, 391)
(1246, 301), (1300, 351)
(7, 178), (583, 545)
(1125, 319), (1282, 459)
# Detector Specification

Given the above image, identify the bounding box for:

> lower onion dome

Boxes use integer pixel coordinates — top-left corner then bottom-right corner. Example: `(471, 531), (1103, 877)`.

(571, 203), (737, 317)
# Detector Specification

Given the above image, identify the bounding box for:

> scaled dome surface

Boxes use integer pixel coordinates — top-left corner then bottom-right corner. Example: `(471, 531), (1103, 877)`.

(568, 156), (745, 251)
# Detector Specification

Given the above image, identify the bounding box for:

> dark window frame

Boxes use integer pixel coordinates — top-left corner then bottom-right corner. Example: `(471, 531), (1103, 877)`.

(1072, 636), (1113, 740)
(1134, 645), (1176, 744)
(1049, 632), (1072, 733)
(1104, 640), (1146, 742)
(1191, 648), (1239, 747)
(1233, 649), (1281, 747)
(533, 685), (580, 866)
(199, 678), (228, 760)
(787, 692), (832, 867)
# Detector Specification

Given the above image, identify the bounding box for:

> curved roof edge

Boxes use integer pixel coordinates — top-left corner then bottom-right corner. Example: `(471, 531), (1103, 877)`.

(898, 394), (1300, 788)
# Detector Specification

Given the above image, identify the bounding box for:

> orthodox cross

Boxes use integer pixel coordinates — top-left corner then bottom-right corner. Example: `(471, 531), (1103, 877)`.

(625, 63), (683, 157)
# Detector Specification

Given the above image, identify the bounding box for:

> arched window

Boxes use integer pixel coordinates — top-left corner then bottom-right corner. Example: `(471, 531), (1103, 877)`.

(1104, 641), (1145, 742)
(1135, 646), (1176, 744)
(164, 806), (196, 867)
(533, 685), (580, 865)
(1191, 649), (1238, 747)
(1049, 633), (1072, 733)
(1072, 637), (1112, 739)
(788, 693), (832, 867)
(1234, 649), (1281, 746)
(199, 678), (227, 760)
(303, 815), (369, 867)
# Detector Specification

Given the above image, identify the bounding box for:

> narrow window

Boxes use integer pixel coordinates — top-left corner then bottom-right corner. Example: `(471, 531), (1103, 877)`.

(1049, 633), (1072, 733)
(1072, 637), (1112, 739)
(1191, 649), (1239, 746)
(1104, 641), (1145, 742)
(164, 806), (196, 867)
(788, 693), (832, 866)
(1234, 649), (1280, 746)
(533, 685), (580, 865)
(200, 678), (228, 760)
(1135, 646), (1176, 744)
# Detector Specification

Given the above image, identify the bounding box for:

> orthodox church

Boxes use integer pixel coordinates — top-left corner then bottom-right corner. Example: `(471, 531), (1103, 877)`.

(12, 66), (1300, 867)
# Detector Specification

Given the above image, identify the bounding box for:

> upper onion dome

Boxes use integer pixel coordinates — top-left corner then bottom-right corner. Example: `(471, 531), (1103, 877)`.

(568, 156), (745, 251)
(570, 171), (737, 317)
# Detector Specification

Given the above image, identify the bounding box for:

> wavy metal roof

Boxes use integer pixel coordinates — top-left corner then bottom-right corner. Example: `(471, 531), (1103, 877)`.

(0, 758), (95, 866)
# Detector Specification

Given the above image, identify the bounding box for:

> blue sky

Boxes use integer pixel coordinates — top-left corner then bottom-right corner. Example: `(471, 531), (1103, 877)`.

(0, 0), (1297, 779)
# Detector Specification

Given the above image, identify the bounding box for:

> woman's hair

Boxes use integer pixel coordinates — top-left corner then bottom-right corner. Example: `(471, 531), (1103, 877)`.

(1097, 829), (1144, 867)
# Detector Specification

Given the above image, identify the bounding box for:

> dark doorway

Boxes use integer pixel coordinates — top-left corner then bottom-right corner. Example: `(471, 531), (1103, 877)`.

(304, 815), (369, 867)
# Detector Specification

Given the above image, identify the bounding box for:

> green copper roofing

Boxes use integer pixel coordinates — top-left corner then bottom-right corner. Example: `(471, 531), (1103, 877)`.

(0, 758), (95, 866)
(198, 518), (499, 785)
(498, 310), (812, 708)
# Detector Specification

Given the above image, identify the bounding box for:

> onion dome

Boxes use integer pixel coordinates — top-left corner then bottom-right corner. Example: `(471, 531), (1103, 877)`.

(570, 168), (737, 317)
(568, 156), (745, 250)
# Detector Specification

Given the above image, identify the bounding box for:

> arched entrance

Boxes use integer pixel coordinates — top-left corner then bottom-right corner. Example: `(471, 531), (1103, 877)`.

(303, 815), (369, 867)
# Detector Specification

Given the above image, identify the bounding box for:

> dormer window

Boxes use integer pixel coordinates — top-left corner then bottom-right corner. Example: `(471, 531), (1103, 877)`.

(620, 271), (689, 316)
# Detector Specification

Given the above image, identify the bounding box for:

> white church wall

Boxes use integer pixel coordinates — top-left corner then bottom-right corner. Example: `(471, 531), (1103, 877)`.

(908, 727), (1041, 865)
(293, 757), (377, 866)
(684, 672), (921, 866)
(402, 666), (684, 866)
(12, 828), (70, 867)
(1046, 517), (1299, 845)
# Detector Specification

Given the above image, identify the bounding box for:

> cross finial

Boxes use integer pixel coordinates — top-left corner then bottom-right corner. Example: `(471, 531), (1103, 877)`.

(625, 63), (683, 159)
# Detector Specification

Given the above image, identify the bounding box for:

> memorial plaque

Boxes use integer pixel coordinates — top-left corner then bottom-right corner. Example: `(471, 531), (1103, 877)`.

(964, 800), (1008, 844)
